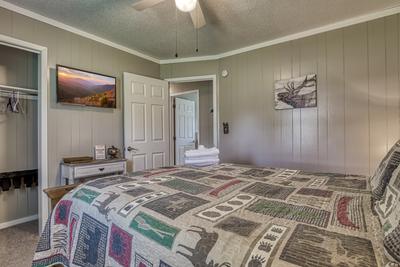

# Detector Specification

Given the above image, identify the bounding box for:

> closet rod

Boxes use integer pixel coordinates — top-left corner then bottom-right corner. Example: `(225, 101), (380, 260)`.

(0, 91), (37, 100)
(0, 84), (38, 95)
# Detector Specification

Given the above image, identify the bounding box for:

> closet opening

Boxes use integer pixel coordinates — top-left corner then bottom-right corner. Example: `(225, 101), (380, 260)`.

(0, 34), (48, 231)
(0, 44), (39, 231)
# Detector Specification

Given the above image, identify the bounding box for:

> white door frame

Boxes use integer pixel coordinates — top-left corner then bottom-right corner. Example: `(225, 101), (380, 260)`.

(170, 90), (199, 165)
(166, 75), (218, 152)
(171, 89), (200, 143)
(0, 34), (48, 230)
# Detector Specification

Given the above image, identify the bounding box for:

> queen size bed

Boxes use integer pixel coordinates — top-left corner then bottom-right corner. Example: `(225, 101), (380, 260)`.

(32, 143), (400, 267)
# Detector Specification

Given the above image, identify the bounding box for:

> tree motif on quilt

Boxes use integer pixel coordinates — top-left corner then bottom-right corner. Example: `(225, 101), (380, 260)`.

(109, 224), (133, 267)
(73, 213), (108, 267)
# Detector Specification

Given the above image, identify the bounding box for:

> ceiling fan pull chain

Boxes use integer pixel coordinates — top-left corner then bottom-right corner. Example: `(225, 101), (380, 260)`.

(175, 7), (179, 58)
(195, 4), (198, 52)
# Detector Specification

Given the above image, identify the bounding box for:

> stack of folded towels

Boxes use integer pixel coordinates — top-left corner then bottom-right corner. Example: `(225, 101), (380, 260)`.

(184, 145), (220, 167)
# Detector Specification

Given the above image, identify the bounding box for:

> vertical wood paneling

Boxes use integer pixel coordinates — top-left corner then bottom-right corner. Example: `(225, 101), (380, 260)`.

(326, 30), (346, 173)
(317, 34), (328, 169)
(291, 40), (301, 169)
(272, 45), (282, 166)
(386, 15), (400, 151)
(218, 56), (233, 162)
(299, 36), (319, 170)
(235, 53), (249, 163)
(0, 8), (12, 35)
(280, 42), (294, 168)
(11, 13), (36, 42)
(368, 19), (387, 174)
(247, 49), (265, 166)
(343, 24), (369, 174)
(261, 47), (275, 165)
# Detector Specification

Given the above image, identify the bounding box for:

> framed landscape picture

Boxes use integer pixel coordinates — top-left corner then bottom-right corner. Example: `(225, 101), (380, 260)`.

(274, 74), (317, 110)
(56, 65), (116, 108)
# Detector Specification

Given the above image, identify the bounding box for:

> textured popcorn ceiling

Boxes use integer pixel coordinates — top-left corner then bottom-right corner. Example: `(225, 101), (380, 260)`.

(5, 0), (400, 60)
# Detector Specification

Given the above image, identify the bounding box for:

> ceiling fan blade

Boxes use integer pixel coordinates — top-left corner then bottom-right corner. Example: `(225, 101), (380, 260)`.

(132, 0), (166, 11)
(190, 2), (206, 29)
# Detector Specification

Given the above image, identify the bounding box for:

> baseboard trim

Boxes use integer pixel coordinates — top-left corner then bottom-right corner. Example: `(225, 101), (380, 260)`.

(0, 214), (38, 230)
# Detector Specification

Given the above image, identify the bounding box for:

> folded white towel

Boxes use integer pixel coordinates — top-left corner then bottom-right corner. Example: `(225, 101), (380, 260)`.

(184, 155), (219, 161)
(185, 147), (219, 158)
(184, 158), (220, 167)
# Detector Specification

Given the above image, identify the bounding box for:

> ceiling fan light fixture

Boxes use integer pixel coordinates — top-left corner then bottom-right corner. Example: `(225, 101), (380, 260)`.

(175, 0), (197, 12)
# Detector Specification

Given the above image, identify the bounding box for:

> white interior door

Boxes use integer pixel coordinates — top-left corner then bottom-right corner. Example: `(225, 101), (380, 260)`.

(175, 97), (195, 165)
(123, 72), (169, 171)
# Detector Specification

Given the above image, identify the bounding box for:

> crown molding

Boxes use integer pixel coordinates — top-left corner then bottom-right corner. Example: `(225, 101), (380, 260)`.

(1, 0), (400, 66)
(0, 0), (161, 64)
(160, 4), (400, 64)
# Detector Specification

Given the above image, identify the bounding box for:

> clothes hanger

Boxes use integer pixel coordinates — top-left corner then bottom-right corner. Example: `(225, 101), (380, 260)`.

(15, 91), (24, 114)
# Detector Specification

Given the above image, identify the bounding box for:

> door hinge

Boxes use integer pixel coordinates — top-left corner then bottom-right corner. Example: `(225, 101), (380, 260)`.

(173, 136), (176, 140)
(173, 104), (176, 109)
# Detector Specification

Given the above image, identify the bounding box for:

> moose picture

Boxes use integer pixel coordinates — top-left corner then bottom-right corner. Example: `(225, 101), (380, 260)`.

(274, 74), (317, 109)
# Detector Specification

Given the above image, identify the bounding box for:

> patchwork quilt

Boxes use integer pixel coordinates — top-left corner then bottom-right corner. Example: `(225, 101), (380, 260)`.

(33, 164), (389, 267)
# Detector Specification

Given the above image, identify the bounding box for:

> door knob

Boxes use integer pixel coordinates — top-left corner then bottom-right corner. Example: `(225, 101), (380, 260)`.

(127, 146), (138, 152)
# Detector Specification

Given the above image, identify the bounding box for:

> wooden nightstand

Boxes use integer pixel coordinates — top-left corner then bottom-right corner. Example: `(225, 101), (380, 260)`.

(60, 158), (127, 185)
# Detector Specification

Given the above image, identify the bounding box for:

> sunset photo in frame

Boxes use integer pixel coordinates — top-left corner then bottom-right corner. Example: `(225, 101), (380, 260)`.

(56, 65), (116, 108)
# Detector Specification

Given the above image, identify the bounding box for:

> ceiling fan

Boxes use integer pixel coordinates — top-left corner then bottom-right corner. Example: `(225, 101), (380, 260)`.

(132, 0), (206, 29)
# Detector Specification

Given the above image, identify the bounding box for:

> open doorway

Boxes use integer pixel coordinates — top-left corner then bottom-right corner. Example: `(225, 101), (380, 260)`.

(169, 80), (215, 165)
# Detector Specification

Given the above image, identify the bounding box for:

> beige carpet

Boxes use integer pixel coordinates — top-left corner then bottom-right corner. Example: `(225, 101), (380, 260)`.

(0, 220), (39, 267)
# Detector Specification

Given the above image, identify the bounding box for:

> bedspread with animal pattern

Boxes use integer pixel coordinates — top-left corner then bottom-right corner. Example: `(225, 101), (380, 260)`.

(32, 163), (388, 267)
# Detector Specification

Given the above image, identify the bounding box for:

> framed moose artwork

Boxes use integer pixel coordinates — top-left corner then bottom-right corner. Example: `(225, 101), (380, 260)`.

(274, 74), (317, 110)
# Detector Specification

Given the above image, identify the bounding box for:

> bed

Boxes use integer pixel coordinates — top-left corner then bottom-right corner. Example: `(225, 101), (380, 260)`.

(33, 152), (400, 267)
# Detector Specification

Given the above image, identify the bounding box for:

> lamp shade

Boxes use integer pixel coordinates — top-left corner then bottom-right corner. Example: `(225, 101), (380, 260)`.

(175, 0), (197, 12)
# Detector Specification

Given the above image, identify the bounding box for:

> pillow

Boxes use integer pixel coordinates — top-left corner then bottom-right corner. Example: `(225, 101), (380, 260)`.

(384, 221), (400, 263)
(374, 164), (400, 263)
(370, 141), (400, 201)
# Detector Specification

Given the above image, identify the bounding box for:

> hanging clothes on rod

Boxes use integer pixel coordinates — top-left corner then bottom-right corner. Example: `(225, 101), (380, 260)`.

(0, 90), (37, 101)
(6, 91), (22, 113)
(0, 84), (38, 98)
(0, 84), (38, 113)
